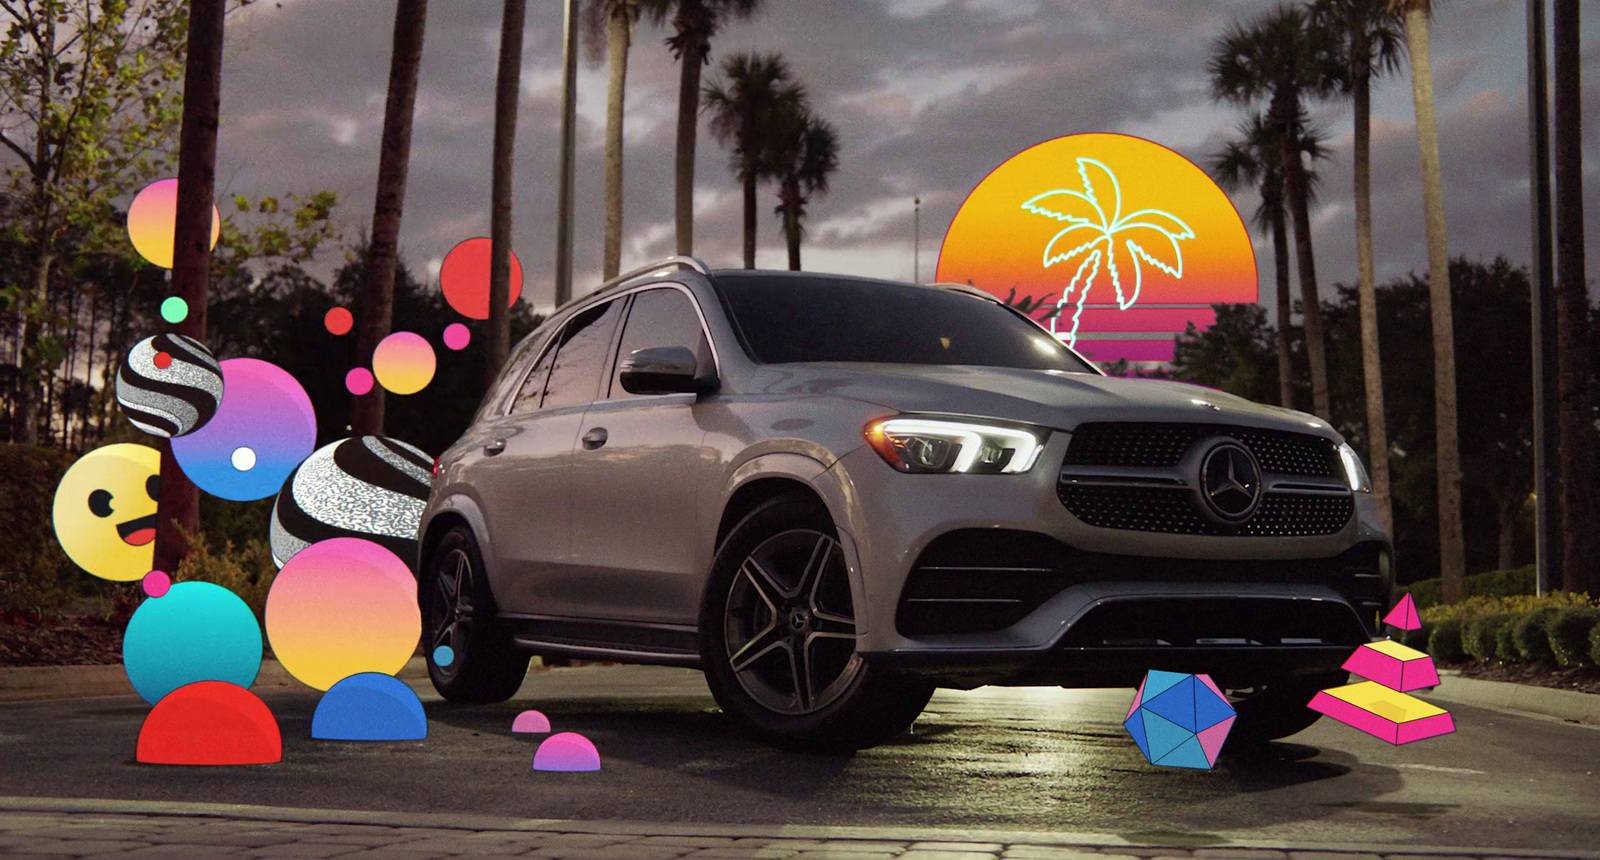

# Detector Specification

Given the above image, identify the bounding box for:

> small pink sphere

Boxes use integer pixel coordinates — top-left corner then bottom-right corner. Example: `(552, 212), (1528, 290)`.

(142, 570), (171, 598)
(443, 323), (470, 351)
(345, 367), (375, 395)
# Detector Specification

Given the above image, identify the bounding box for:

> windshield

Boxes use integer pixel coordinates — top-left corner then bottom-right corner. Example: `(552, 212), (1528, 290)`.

(712, 273), (1096, 373)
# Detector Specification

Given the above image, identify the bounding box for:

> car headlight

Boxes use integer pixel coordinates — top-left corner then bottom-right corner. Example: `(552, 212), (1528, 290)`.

(864, 416), (1047, 474)
(1338, 442), (1372, 493)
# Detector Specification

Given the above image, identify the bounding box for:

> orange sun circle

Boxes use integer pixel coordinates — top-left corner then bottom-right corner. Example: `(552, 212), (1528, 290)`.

(936, 133), (1257, 364)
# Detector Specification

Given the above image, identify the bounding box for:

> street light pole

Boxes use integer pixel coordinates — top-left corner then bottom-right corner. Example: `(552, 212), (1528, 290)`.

(554, 0), (578, 308)
(913, 196), (921, 283)
(1527, 0), (1562, 595)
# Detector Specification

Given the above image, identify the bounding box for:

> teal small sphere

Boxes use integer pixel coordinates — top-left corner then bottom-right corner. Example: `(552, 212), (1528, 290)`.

(160, 296), (189, 324)
(123, 581), (263, 705)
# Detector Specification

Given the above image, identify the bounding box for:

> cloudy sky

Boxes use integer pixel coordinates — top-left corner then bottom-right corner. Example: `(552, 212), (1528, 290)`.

(216, 0), (1600, 318)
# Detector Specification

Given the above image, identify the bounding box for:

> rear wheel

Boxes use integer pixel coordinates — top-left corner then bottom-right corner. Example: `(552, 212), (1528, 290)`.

(422, 525), (530, 703)
(1224, 670), (1346, 745)
(701, 496), (934, 753)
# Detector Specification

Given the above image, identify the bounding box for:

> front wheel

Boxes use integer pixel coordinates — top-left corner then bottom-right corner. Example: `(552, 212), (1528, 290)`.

(701, 496), (933, 753)
(421, 525), (530, 703)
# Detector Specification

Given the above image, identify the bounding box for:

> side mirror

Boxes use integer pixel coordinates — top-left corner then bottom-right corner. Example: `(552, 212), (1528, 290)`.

(619, 346), (717, 395)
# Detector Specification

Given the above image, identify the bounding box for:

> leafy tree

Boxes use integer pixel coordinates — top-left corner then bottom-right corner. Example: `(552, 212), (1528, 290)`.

(1387, 0), (1465, 603)
(352, 0), (427, 436)
(1154, 303), (1282, 408)
(0, 0), (193, 444)
(703, 51), (802, 269)
(1209, 3), (1342, 422)
(769, 105), (838, 271)
(1315, 0), (1407, 534)
(642, 0), (765, 256)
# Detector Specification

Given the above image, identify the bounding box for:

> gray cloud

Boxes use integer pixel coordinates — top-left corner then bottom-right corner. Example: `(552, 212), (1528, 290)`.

(213, 0), (1600, 321)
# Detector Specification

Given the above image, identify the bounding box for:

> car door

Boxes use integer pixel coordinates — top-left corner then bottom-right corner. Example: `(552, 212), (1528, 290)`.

(563, 285), (717, 625)
(471, 298), (624, 615)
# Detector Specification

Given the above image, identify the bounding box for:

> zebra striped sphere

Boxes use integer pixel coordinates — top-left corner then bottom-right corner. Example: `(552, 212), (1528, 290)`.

(269, 436), (433, 569)
(115, 334), (224, 438)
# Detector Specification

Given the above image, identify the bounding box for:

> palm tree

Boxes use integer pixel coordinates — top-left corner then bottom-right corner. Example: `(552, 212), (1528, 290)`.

(353, 0), (428, 435)
(704, 52), (803, 269)
(643, 0), (766, 256)
(1210, 113), (1328, 413)
(585, 0), (642, 279)
(770, 107), (839, 271)
(1389, 0), (1465, 604)
(1316, 0), (1407, 535)
(488, 0), (526, 383)
(153, 0), (226, 575)
(1209, 4), (1343, 422)
(1551, 0), (1596, 594)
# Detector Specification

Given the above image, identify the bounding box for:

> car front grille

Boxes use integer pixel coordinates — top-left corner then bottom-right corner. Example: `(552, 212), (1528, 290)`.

(1064, 422), (1339, 477)
(1057, 485), (1355, 537)
(1057, 422), (1353, 536)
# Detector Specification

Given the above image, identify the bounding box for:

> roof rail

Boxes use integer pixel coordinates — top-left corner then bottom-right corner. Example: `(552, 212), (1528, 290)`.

(929, 282), (1003, 303)
(597, 255), (709, 292)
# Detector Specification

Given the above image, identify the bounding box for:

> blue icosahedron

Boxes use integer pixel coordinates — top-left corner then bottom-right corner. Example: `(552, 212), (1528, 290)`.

(1123, 670), (1237, 769)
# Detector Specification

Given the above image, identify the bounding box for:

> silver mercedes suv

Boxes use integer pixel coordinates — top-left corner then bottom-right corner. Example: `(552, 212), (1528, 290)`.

(418, 257), (1392, 752)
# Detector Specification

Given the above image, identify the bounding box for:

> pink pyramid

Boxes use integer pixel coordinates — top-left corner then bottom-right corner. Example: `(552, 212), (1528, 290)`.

(1383, 594), (1421, 630)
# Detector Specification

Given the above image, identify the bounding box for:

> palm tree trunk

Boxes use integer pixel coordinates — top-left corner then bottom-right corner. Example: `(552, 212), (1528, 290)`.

(153, 0), (225, 576)
(783, 187), (802, 270)
(742, 172), (757, 268)
(673, 29), (708, 256)
(1402, 3), (1466, 604)
(353, 0), (428, 436)
(602, 6), (631, 280)
(488, 0), (524, 386)
(1496, 492), (1518, 573)
(1268, 195), (1294, 409)
(1352, 60), (1393, 533)
(1552, 0), (1596, 595)
(1280, 122), (1331, 421)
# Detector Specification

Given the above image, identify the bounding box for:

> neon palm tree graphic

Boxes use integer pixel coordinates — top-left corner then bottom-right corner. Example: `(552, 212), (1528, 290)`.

(1021, 158), (1195, 348)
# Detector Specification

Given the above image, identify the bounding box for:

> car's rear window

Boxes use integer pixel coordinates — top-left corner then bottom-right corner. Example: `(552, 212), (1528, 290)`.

(712, 273), (1095, 372)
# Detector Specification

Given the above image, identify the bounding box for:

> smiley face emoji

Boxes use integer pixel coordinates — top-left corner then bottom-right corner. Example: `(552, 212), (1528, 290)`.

(52, 443), (162, 582)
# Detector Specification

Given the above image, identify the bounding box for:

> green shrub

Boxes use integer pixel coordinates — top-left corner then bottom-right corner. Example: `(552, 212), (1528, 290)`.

(1428, 617), (1467, 663)
(1590, 621), (1600, 667)
(172, 527), (277, 621)
(0, 443), (90, 618)
(1495, 620), (1521, 662)
(1402, 565), (1538, 610)
(1549, 608), (1600, 667)
(1513, 607), (1561, 662)
(1464, 613), (1514, 661)
(1400, 621), (1432, 651)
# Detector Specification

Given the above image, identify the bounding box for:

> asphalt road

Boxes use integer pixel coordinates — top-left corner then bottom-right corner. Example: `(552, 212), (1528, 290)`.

(1, 665), (1596, 852)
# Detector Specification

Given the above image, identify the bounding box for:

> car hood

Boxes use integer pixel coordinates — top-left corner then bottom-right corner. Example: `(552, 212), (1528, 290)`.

(745, 363), (1338, 438)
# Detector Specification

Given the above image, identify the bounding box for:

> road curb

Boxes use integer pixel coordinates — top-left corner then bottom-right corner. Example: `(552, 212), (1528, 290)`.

(1418, 671), (1600, 727)
(0, 796), (1595, 859)
(0, 656), (429, 702)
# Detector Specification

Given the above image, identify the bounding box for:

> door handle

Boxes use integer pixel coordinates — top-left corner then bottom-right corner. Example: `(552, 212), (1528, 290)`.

(483, 439), (506, 456)
(581, 427), (608, 450)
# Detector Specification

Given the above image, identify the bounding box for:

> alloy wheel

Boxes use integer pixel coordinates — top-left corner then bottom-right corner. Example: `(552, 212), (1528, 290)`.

(723, 528), (863, 716)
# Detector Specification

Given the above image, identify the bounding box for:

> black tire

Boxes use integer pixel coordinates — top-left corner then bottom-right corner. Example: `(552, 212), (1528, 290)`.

(421, 525), (530, 704)
(700, 495), (934, 753)
(1224, 670), (1347, 746)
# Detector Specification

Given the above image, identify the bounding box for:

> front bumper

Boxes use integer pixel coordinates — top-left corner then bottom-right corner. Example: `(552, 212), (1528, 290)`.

(810, 431), (1392, 688)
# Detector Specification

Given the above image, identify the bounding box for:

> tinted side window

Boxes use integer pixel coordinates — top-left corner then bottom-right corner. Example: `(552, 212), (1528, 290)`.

(509, 336), (559, 414)
(610, 288), (709, 399)
(541, 299), (624, 409)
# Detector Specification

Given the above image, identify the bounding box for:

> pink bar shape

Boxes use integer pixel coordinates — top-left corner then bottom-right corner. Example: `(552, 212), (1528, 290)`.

(1308, 690), (1456, 745)
(1342, 643), (1441, 692)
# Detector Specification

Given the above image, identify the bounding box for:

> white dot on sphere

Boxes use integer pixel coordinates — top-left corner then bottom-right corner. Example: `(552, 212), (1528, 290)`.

(231, 446), (257, 471)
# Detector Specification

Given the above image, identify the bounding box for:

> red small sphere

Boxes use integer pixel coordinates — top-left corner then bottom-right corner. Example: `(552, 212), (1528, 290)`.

(153, 352), (173, 370)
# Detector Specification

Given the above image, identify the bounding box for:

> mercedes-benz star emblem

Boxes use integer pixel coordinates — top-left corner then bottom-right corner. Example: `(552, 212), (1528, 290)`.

(1198, 441), (1262, 524)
